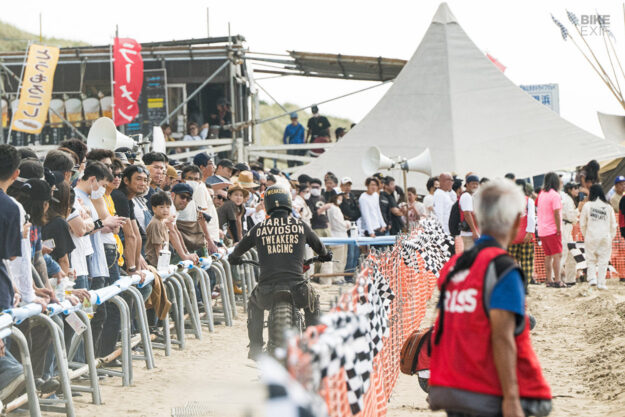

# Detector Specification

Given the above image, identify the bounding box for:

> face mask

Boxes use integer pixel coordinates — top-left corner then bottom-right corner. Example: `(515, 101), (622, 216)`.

(186, 180), (199, 192)
(336, 199), (343, 206)
(304, 192), (311, 200)
(310, 188), (321, 197)
(91, 184), (106, 199)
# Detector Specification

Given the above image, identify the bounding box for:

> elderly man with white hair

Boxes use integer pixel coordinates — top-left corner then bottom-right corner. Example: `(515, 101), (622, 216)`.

(429, 179), (552, 417)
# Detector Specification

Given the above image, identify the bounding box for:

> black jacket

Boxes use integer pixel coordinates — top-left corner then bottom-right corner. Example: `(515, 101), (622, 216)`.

(228, 211), (328, 284)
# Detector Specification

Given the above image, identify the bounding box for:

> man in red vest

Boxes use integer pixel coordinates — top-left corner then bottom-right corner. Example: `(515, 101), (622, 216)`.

(429, 179), (552, 417)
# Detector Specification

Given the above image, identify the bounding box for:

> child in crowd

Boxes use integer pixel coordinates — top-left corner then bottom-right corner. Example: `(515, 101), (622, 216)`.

(145, 192), (172, 267)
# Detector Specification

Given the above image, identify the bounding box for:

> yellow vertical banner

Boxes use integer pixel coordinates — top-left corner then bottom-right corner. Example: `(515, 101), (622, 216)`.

(11, 44), (60, 134)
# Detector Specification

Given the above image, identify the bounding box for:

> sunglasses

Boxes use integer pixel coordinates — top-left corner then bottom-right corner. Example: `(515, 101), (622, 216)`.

(114, 173), (123, 179)
(215, 195), (226, 201)
(178, 194), (192, 201)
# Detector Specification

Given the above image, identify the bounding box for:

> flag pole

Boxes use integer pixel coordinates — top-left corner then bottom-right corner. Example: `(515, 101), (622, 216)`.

(110, 39), (115, 124)
(7, 41), (31, 143)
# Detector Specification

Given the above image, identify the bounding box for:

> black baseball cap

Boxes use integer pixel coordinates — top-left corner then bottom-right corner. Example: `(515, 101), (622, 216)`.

(171, 183), (193, 196)
(193, 152), (213, 167)
(217, 158), (234, 169)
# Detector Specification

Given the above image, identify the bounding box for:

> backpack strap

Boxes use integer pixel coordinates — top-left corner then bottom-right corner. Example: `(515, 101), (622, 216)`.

(483, 254), (526, 336)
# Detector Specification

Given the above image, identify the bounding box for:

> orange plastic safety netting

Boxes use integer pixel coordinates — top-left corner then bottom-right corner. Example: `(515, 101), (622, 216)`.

(287, 219), (450, 417)
(533, 224), (625, 281)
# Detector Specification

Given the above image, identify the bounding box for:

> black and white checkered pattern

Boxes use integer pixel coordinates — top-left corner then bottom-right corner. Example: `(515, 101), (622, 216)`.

(567, 242), (587, 270)
(261, 356), (329, 417)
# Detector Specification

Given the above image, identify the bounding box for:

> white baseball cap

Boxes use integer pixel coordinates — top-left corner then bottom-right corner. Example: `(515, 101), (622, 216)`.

(340, 177), (353, 185)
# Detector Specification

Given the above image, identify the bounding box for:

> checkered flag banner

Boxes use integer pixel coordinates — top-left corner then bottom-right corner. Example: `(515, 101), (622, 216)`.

(260, 355), (329, 417)
(567, 242), (587, 270)
(567, 241), (617, 274)
(285, 221), (448, 416)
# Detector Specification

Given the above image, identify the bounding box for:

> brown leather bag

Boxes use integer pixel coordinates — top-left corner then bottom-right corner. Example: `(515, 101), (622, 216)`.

(400, 327), (433, 375)
(176, 219), (206, 251)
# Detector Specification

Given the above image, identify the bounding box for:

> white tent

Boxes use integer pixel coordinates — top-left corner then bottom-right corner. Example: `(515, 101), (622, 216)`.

(296, 3), (625, 189)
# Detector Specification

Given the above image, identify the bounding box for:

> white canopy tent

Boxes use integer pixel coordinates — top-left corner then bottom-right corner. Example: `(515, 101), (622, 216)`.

(296, 3), (625, 189)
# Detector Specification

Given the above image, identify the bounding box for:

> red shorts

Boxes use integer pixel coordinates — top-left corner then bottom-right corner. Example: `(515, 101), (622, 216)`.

(541, 233), (562, 256)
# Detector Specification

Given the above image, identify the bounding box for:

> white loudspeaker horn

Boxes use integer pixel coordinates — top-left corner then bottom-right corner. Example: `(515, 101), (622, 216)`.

(362, 146), (396, 175)
(401, 148), (432, 176)
(87, 117), (136, 151)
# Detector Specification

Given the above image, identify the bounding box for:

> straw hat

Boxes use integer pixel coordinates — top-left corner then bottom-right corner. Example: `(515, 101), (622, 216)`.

(227, 183), (250, 199)
(237, 170), (259, 189)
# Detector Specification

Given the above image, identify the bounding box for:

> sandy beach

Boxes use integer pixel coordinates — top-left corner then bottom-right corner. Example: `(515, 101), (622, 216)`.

(61, 280), (625, 417)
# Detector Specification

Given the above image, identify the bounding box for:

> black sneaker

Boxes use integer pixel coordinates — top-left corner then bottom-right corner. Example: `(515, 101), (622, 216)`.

(248, 346), (263, 361)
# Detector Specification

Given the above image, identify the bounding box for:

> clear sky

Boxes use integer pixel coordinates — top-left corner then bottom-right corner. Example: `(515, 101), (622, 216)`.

(3, 0), (624, 135)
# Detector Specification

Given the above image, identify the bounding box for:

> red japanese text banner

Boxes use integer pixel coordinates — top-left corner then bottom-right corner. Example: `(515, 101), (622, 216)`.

(113, 38), (143, 126)
(11, 44), (60, 134)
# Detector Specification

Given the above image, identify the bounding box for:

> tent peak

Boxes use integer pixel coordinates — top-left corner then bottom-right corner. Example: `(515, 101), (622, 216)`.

(432, 2), (457, 24)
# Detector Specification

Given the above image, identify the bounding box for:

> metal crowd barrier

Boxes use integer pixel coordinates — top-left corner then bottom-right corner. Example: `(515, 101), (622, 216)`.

(319, 236), (397, 246)
(0, 250), (263, 417)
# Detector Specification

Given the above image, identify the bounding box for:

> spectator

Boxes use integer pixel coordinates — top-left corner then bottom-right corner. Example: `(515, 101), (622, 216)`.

(335, 127), (346, 141)
(405, 186), (426, 227)
(610, 176), (625, 213)
(452, 178), (463, 200)
(307, 178), (332, 275)
(178, 165), (214, 255)
(111, 165), (147, 277)
(429, 179), (552, 417)
(193, 152), (221, 246)
(163, 165), (178, 192)
(145, 192), (172, 267)
(379, 176), (403, 235)
(42, 182), (75, 275)
(183, 122), (202, 142)
(580, 185), (617, 290)
(217, 184), (248, 244)
(508, 180), (537, 287)
(537, 172), (565, 288)
(213, 189), (227, 209)
(142, 152), (168, 209)
(206, 158), (234, 190)
(168, 183), (200, 264)
(327, 193), (350, 283)
(86, 148), (114, 165)
(433, 172), (454, 234)
(306, 104), (331, 142)
(459, 175), (480, 250)
(283, 112), (306, 167)
(43, 149), (74, 184)
(423, 176), (440, 216)
(209, 98), (233, 139)
(0, 144), (27, 401)
(358, 177), (386, 237)
(561, 182), (579, 285)
(323, 174), (339, 202)
(293, 184), (312, 225)
(238, 171), (264, 228)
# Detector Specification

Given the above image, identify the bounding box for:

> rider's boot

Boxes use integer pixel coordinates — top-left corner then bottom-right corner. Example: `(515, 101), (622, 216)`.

(248, 300), (264, 360)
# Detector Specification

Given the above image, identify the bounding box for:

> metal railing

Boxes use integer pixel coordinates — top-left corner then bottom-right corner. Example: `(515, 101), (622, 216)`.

(0, 249), (260, 417)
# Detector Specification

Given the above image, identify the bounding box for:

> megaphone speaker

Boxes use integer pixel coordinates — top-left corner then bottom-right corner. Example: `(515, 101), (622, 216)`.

(401, 148), (432, 176)
(87, 117), (136, 151)
(362, 146), (396, 175)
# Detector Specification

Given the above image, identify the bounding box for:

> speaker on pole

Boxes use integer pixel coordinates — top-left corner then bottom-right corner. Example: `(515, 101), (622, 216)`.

(400, 148), (432, 176)
(87, 117), (136, 151)
(362, 146), (397, 175)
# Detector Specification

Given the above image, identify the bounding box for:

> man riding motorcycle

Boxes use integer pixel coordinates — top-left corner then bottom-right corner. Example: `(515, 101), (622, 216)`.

(228, 185), (332, 359)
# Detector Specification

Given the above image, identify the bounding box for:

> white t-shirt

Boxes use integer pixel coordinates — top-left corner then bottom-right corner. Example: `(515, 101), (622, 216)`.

(459, 192), (474, 237)
(433, 188), (454, 234)
(7, 198), (35, 303)
(358, 192), (386, 235)
(423, 194), (434, 213)
(327, 205), (349, 238)
(69, 199), (94, 277)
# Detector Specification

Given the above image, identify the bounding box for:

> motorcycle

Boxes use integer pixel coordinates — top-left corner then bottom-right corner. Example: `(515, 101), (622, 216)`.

(241, 256), (324, 356)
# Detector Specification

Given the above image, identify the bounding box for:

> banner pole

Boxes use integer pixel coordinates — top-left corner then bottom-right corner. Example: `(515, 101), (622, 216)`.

(110, 41), (115, 125)
(7, 41), (31, 143)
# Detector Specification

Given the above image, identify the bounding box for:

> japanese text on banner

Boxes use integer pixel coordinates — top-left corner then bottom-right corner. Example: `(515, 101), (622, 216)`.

(11, 44), (60, 134)
(113, 38), (143, 127)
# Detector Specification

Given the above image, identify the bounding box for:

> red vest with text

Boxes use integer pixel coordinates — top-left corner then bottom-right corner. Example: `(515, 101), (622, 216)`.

(512, 196), (531, 245)
(430, 247), (551, 399)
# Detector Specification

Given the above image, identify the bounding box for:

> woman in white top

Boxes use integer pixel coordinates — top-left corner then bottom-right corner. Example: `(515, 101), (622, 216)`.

(404, 187), (426, 229)
(327, 193), (351, 279)
(561, 183), (579, 284)
(358, 177), (387, 236)
(182, 123), (202, 141)
(579, 185), (617, 290)
(422, 177), (439, 216)
(293, 184), (312, 225)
